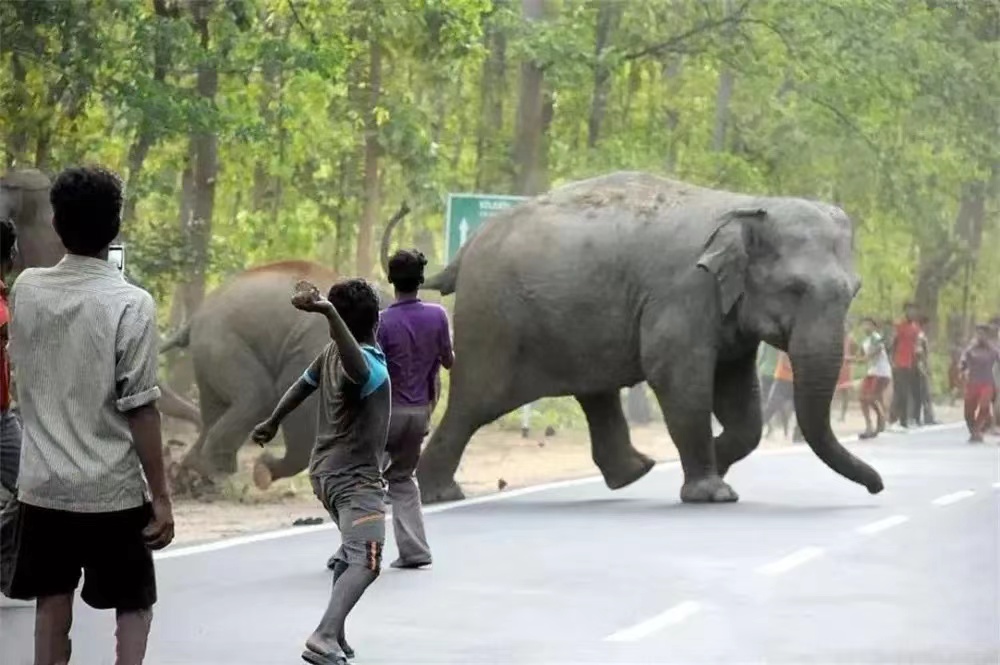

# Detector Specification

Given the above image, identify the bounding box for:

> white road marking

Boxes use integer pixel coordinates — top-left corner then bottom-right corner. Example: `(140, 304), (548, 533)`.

(604, 601), (702, 642)
(755, 546), (825, 576)
(156, 422), (967, 560)
(855, 514), (909, 535)
(931, 490), (975, 506)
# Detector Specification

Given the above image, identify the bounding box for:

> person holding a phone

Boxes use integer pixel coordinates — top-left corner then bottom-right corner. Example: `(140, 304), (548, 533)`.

(5, 166), (174, 664)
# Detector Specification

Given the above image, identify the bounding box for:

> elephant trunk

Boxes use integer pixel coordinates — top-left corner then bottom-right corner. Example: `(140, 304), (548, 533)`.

(789, 309), (884, 494)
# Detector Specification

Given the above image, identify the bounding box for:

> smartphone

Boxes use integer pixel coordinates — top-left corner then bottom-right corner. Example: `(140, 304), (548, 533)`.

(107, 244), (126, 272)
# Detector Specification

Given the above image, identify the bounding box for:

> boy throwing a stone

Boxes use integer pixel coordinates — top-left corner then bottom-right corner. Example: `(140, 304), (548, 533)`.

(252, 278), (390, 665)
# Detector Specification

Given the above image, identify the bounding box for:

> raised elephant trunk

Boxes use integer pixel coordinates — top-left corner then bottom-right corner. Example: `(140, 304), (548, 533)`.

(789, 309), (884, 494)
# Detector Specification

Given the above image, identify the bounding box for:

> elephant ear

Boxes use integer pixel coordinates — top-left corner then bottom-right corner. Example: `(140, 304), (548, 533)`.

(696, 208), (765, 315)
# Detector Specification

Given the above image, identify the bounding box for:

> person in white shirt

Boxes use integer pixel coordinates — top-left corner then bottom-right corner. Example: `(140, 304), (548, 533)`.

(857, 317), (892, 439)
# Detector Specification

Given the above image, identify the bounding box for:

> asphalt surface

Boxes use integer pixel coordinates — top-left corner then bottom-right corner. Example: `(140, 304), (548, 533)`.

(2, 423), (998, 664)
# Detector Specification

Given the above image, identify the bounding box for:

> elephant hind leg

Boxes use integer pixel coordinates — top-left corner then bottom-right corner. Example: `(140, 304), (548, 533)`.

(575, 392), (655, 490)
(713, 353), (764, 478)
(255, 403), (316, 489)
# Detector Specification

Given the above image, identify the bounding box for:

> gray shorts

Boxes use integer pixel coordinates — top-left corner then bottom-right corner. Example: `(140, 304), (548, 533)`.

(0, 409), (21, 496)
(311, 477), (386, 572)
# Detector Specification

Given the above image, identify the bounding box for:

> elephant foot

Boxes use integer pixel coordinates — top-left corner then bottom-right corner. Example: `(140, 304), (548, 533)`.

(680, 476), (739, 503)
(419, 479), (465, 505)
(253, 456), (275, 490)
(599, 451), (656, 490)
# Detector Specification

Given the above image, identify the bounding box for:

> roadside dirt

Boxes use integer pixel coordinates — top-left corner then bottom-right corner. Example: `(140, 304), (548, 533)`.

(166, 403), (966, 546)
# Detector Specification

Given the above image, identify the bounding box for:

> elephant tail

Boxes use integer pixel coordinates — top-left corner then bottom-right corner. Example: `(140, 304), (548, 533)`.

(378, 201), (412, 276)
(160, 320), (192, 354)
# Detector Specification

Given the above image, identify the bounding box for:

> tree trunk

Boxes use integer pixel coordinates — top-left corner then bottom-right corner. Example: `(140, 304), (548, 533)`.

(185, 0), (218, 313)
(355, 35), (382, 278)
(513, 0), (548, 196)
(662, 56), (683, 173)
(913, 179), (987, 337)
(475, 4), (508, 191)
(123, 0), (174, 226)
(587, 1), (621, 149)
(712, 0), (737, 154)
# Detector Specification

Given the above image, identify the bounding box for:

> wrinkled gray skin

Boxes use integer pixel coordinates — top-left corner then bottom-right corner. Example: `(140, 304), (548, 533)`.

(416, 171), (884, 504)
(1, 168), (202, 429)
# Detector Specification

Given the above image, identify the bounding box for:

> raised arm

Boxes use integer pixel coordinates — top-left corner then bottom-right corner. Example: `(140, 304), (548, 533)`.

(292, 282), (369, 385)
(439, 310), (454, 370)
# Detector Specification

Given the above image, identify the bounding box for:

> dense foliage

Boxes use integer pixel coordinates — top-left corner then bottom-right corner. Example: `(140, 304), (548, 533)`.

(3, 0), (997, 428)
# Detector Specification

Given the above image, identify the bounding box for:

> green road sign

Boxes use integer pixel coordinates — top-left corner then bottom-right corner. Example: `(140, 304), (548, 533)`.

(445, 193), (527, 261)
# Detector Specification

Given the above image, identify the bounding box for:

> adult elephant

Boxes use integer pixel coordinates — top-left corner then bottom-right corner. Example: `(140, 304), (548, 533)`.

(2, 168), (202, 429)
(415, 171), (884, 504)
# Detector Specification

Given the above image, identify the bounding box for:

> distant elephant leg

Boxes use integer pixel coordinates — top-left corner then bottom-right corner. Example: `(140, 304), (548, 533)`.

(713, 353), (764, 478)
(189, 347), (275, 475)
(255, 400), (316, 488)
(575, 392), (655, 490)
(645, 342), (736, 504)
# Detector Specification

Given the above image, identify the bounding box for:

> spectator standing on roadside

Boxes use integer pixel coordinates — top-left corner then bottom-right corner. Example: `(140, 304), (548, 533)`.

(959, 324), (1000, 443)
(888, 303), (922, 431)
(856, 317), (891, 439)
(757, 343), (778, 417)
(374, 248), (453, 570)
(4, 167), (174, 665)
(991, 317), (1000, 434)
(762, 351), (795, 439)
(914, 315), (938, 426)
(0, 218), (20, 508)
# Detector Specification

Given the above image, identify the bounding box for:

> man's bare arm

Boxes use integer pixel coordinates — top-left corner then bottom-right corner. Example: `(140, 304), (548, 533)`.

(127, 403), (174, 550)
(264, 378), (315, 428)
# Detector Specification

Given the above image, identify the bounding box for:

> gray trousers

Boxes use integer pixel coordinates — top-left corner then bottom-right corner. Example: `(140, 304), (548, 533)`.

(383, 406), (432, 565)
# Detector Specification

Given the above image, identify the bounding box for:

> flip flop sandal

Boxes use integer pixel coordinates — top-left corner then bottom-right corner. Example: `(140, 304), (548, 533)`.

(301, 648), (348, 665)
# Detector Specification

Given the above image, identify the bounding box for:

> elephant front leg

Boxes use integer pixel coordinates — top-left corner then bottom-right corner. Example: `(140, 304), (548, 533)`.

(648, 361), (738, 504)
(576, 392), (655, 490)
(713, 353), (764, 478)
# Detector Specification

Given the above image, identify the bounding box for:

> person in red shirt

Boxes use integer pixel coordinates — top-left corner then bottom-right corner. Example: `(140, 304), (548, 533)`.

(888, 302), (922, 430)
(1, 217), (21, 503)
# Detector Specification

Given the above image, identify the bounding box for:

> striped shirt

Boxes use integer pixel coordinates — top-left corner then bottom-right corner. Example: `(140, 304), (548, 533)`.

(9, 255), (162, 513)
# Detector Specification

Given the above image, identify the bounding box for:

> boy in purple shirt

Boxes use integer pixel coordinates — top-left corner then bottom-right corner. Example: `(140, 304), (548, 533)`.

(376, 249), (453, 568)
(960, 323), (1000, 443)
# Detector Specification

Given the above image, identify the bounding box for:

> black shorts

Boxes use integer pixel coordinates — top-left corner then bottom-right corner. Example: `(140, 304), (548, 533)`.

(4, 502), (156, 610)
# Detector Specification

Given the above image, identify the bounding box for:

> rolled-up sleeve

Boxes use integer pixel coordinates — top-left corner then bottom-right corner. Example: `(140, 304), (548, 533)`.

(115, 293), (162, 412)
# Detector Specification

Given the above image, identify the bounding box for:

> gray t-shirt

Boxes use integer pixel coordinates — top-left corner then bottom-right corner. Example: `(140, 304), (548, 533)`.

(303, 342), (390, 497)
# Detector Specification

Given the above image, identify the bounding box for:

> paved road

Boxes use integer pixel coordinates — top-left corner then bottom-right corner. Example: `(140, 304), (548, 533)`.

(2, 424), (998, 664)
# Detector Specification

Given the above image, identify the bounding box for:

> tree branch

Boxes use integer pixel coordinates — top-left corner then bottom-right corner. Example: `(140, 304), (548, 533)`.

(624, 0), (753, 61)
(287, 0), (318, 46)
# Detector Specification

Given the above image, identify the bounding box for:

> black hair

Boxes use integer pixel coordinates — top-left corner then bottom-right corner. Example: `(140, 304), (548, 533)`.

(387, 248), (427, 293)
(0, 218), (16, 267)
(327, 278), (381, 342)
(50, 166), (123, 256)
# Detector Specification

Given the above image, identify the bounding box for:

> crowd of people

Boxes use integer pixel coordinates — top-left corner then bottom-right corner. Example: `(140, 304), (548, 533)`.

(0, 166), (453, 665)
(1, 165), (998, 665)
(758, 304), (1000, 443)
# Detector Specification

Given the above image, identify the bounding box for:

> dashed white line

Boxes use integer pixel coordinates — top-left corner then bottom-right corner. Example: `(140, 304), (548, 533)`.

(755, 546), (825, 576)
(931, 490), (975, 506)
(604, 601), (702, 642)
(855, 514), (910, 535)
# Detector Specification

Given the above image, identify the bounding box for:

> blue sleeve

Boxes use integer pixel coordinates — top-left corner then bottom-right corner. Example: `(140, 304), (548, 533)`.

(360, 347), (389, 399)
(302, 368), (319, 387)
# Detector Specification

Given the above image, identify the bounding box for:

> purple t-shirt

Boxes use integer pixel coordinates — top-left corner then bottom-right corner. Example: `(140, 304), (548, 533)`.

(961, 342), (1000, 386)
(376, 299), (452, 407)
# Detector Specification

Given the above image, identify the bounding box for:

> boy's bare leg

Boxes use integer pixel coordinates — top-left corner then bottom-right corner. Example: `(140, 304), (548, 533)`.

(34, 594), (73, 665)
(305, 565), (378, 662)
(115, 608), (153, 665)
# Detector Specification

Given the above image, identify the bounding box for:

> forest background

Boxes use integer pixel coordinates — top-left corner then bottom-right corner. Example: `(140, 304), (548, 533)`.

(2, 0), (997, 430)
